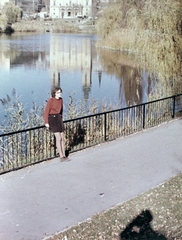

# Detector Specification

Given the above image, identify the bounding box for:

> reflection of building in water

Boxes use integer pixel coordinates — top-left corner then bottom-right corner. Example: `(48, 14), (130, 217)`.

(0, 50), (10, 70)
(0, 42), (10, 70)
(0, 54), (10, 70)
(94, 55), (103, 87)
(50, 35), (92, 100)
(50, 0), (92, 19)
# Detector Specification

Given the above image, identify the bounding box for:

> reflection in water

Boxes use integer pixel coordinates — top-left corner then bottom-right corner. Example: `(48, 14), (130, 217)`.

(0, 33), (50, 70)
(97, 48), (156, 106)
(50, 34), (92, 101)
(98, 47), (182, 104)
(0, 32), (172, 125)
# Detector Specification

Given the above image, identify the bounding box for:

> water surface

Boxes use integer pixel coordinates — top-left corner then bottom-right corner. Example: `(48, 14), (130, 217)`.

(0, 32), (156, 124)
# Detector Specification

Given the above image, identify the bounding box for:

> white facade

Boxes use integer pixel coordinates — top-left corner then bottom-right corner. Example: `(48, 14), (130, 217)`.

(50, 0), (92, 19)
(38, 12), (48, 18)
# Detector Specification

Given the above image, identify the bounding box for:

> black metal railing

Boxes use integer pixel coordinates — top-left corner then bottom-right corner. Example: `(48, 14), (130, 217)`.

(0, 94), (182, 174)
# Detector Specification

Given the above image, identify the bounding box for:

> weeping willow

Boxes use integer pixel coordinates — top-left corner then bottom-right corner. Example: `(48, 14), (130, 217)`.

(96, 0), (182, 97)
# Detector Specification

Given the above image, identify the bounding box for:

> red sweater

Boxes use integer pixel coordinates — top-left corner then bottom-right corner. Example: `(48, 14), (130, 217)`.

(43, 97), (63, 124)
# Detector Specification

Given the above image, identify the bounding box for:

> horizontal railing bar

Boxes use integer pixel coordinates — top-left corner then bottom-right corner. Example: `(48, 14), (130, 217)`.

(64, 93), (182, 123)
(0, 125), (45, 137)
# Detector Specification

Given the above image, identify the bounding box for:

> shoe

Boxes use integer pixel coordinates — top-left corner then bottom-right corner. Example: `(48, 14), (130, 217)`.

(60, 156), (71, 162)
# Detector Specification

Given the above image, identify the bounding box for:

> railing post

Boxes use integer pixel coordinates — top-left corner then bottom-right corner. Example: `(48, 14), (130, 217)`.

(53, 135), (57, 156)
(104, 112), (107, 141)
(172, 95), (176, 118)
(143, 104), (146, 129)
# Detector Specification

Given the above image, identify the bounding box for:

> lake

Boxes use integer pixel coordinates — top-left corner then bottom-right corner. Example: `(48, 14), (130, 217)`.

(0, 32), (171, 125)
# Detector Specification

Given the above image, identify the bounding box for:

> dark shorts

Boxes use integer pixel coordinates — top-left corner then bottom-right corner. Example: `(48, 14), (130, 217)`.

(48, 114), (64, 133)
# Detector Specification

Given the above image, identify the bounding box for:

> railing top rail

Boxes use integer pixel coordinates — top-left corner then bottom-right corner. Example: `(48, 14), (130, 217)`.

(65, 93), (182, 122)
(0, 125), (44, 137)
(0, 93), (182, 137)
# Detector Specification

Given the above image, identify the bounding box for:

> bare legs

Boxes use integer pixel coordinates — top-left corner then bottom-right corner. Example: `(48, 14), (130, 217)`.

(54, 132), (66, 158)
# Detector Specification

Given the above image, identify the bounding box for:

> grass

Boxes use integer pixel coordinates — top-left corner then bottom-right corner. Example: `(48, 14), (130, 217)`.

(43, 172), (182, 240)
(11, 20), (78, 33)
(11, 19), (96, 34)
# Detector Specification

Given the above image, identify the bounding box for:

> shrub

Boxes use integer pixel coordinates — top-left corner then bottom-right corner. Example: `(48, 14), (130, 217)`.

(1, 1), (22, 23)
(96, 3), (122, 39)
(0, 89), (44, 134)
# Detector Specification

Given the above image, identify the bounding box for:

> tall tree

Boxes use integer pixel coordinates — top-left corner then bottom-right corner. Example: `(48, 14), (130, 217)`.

(2, 1), (22, 23)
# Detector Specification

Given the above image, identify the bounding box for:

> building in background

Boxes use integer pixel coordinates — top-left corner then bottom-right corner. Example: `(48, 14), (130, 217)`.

(15, 0), (38, 13)
(1, 0), (108, 19)
(49, 0), (92, 19)
(14, 0), (46, 14)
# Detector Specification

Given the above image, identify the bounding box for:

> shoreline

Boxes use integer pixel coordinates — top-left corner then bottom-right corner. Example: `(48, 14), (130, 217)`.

(9, 19), (97, 34)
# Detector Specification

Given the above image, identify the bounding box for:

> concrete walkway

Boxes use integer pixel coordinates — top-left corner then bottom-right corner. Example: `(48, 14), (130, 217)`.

(0, 119), (182, 240)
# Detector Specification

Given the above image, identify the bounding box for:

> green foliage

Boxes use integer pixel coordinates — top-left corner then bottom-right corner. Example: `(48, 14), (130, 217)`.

(96, 0), (182, 97)
(0, 89), (44, 134)
(2, 1), (22, 23)
(97, 0), (181, 52)
(0, 13), (7, 32)
(126, 0), (182, 86)
(65, 92), (120, 121)
(0, 90), (119, 135)
(127, 0), (181, 48)
(96, 3), (122, 39)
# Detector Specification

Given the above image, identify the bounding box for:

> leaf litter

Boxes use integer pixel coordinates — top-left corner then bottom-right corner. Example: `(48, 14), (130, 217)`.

(43, 172), (182, 240)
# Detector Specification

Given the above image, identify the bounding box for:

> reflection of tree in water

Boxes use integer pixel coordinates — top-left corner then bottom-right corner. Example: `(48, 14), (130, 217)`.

(144, 53), (182, 99)
(10, 51), (39, 66)
(82, 85), (91, 101)
(97, 45), (182, 106)
(96, 0), (182, 101)
(0, 45), (21, 64)
(118, 65), (143, 106)
(11, 51), (46, 68)
(0, 34), (48, 69)
(0, 45), (45, 68)
(97, 48), (154, 107)
(0, 35), (21, 65)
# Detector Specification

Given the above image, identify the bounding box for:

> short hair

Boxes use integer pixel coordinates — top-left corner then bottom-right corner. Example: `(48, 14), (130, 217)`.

(51, 86), (62, 98)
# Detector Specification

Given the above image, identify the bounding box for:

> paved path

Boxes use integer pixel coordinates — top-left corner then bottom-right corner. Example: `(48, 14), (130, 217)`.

(0, 119), (182, 240)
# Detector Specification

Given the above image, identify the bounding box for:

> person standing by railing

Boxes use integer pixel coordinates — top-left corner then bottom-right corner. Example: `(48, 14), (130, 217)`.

(43, 87), (70, 162)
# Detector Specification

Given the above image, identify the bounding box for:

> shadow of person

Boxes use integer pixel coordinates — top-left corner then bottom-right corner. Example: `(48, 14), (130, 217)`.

(120, 210), (167, 240)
